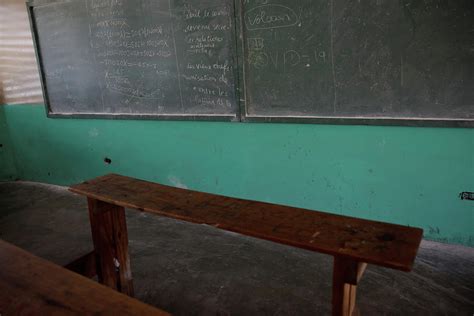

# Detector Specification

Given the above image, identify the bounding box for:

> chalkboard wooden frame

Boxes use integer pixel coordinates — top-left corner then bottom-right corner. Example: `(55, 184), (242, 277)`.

(27, 2), (52, 117)
(240, 115), (474, 128)
(27, 0), (241, 122)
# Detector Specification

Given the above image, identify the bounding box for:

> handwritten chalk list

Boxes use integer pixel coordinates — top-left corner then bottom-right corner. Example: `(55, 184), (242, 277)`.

(30, 0), (238, 119)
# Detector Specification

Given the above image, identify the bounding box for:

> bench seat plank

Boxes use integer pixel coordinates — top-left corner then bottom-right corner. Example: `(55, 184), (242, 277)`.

(0, 240), (169, 315)
(70, 174), (423, 272)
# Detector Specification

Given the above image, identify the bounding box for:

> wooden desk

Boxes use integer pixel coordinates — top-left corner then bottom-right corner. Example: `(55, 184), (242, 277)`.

(70, 174), (423, 316)
(0, 240), (170, 316)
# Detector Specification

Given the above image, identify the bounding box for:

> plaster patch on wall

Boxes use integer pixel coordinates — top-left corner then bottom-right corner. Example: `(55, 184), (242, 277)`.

(88, 128), (100, 137)
(168, 175), (188, 189)
(378, 139), (387, 151)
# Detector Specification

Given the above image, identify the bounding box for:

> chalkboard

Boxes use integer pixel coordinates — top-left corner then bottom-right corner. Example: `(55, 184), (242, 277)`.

(28, 0), (239, 120)
(29, 0), (473, 125)
(241, 0), (474, 126)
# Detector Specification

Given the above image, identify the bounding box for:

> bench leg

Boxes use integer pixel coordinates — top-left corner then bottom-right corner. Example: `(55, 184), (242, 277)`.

(87, 197), (134, 296)
(332, 256), (367, 316)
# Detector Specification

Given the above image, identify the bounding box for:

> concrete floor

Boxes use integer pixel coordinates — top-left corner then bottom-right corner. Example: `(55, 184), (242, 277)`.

(0, 181), (473, 316)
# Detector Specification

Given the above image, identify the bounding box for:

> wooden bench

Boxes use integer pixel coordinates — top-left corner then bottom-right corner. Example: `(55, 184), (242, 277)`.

(0, 239), (169, 315)
(69, 174), (423, 316)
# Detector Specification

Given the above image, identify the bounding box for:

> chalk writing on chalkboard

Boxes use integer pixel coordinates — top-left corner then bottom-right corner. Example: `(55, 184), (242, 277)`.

(241, 0), (473, 126)
(29, 0), (239, 119)
(28, 0), (474, 125)
(244, 4), (299, 30)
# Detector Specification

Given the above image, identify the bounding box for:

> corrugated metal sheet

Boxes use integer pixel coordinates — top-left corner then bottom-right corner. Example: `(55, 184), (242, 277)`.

(0, 0), (44, 104)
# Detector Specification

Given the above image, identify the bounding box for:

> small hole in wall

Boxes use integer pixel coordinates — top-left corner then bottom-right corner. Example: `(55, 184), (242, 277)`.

(0, 144), (3, 147)
(48, 172), (51, 176)
(104, 157), (112, 165)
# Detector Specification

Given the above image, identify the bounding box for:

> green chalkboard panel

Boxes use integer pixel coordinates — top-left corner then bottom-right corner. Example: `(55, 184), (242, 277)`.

(241, 0), (474, 126)
(28, 0), (239, 120)
(28, 0), (474, 125)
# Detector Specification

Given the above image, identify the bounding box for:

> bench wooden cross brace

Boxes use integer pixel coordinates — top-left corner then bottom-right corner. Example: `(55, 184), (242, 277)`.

(67, 174), (423, 316)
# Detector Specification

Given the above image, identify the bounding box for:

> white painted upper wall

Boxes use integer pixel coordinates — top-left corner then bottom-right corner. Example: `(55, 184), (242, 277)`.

(0, 0), (43, 104)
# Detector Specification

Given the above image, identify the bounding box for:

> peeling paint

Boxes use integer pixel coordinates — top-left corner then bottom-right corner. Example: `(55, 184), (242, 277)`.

(168, 175), (188, 189)
(88, 128), (99, 137)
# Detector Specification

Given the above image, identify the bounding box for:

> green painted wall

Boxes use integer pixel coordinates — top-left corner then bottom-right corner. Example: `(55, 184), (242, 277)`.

(0, 107), (18, 181)
(1, 104), (473, 246)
